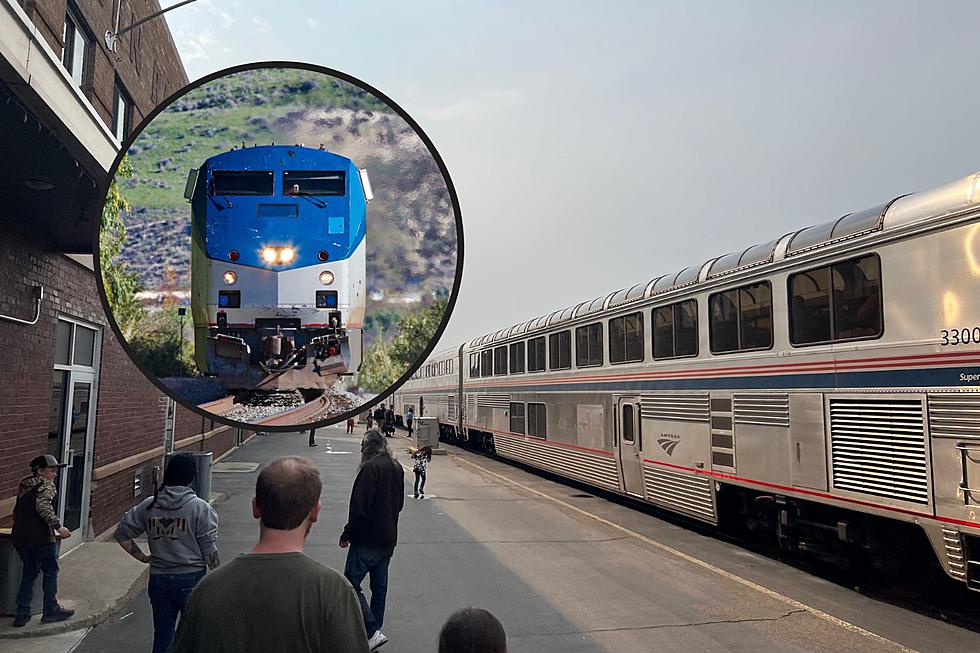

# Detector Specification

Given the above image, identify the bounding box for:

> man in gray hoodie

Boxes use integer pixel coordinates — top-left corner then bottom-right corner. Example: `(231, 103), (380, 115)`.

(114, 454), (219, 653)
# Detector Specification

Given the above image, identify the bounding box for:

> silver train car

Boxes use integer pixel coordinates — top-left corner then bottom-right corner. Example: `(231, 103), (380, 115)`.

(394, 172), (980, 590)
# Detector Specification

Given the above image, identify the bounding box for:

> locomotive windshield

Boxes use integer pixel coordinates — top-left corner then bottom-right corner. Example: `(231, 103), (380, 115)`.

(283, 170), (346, 196)
(212, 170), (274, 196)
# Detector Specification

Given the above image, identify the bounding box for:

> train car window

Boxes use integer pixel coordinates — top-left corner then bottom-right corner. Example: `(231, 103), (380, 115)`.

(509, 402), (526, 434)
(212, 170), (273, 196)
(528, 337), (546, 372)
(282, 170), (346, 196)
(676, 300), (698, 357)
(709, 290), (739, 352)
(510, 342), (525, 374)
(622, 404), (635, 444)
(610, 312), (644, 364)
(789, 254), (881, 345)
(549, 331), (571, 370)
(575, 323), (603, 367)
(528, 403), (547, 438)
(481, 350), (492, 376)
(494, 346), (508, 375)
(739, 283), (772, 350)
(470, 353), (480, 378)
(710, 282), (772, 353)
(652, 300), (698, 360)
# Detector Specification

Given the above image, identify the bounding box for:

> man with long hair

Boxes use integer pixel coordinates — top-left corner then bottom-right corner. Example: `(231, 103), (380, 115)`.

(114, 453), (218, 653)
(340, 430), (405, 650)
(172, 457), (369, 652)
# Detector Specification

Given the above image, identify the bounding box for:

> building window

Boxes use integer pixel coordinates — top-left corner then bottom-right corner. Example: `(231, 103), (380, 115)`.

(527, 336), (546, 372)
(63, 9), (91, 91)
(709, 281), (773, 353)
(789, 254), (882, 346)
(609, 312), (644, 364)
(575, 322), (603, 367)
(113, 82), (132, 141)
(549, 330), (571, 370)
(527, 403), (547, 438)
(509, 402), (525, 434)
(493, 346), (507, 375)
(480, 349), (492, 377)
(653, 300), (698, 359)
(509, 342), (525, 374)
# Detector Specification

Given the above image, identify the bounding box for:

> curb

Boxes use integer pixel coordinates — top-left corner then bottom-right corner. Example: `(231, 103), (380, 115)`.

(0, 566), (149, 640)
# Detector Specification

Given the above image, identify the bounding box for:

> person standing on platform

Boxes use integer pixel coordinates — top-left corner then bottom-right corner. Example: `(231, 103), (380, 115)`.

(405, 407), (415, 437)
(309, 428), (318, 447)
(411, 446), (431, 499)
(114, 454), (219, 653)
(384, 405), (395, 437)
(340, 430), (405, 650)
(366, 410), (374, 430)
(346, 417), (356, 434)
(10, 455), (74, 627)
(372, 405), (385, 433)
(171, 457), (369, 653)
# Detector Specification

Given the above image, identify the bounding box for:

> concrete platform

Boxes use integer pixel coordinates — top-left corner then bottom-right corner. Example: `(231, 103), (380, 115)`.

(18, 424), (980, 652)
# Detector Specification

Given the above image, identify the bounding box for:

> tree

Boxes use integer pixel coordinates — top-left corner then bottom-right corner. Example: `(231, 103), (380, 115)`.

(99, 157), (146, 340)
(357, 299), (448, 392)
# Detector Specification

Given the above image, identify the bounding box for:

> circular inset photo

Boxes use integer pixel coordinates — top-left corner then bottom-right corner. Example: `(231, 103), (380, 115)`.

(95, 63), (462, 431)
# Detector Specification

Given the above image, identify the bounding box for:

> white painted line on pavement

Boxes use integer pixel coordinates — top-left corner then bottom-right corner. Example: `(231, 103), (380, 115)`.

(453, 454), (918, 653)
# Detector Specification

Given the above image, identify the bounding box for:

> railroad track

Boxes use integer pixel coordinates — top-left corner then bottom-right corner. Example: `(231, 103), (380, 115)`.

(196, 389), (362, 428)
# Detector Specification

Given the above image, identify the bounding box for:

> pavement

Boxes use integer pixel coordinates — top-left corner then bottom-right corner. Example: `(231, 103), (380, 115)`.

(1, 424), (977, 652)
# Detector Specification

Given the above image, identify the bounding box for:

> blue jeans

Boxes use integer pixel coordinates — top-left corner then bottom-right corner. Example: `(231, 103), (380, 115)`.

(16, 542), (59, 617)
(344, 546), (394, 636)
(147, 570), (206, 653)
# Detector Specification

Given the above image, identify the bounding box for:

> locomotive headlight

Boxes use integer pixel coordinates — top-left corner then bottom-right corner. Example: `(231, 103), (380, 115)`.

(319, 271), (335, 286)
(222, 270), (237, 285)
(279, 247), (296, 264)
(261, 247), (278, 263)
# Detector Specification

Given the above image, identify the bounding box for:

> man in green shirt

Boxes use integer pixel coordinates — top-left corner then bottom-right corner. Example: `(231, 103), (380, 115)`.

(171, 456), (369, 653)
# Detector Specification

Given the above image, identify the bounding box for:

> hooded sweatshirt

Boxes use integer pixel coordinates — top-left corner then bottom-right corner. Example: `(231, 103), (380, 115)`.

(114, 485), (218, 575)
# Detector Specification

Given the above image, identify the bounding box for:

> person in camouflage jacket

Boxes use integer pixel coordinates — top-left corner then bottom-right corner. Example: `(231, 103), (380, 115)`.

(11, 454), (75, 627)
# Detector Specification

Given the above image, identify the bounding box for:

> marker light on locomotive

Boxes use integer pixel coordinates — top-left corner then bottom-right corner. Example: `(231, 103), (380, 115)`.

(319, 271), (334, 285)
(222, 271), (237, 285)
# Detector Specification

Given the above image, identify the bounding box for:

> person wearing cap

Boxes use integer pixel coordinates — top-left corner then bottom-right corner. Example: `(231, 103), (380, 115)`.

(10, 454), (74, 627)
(114, 453), (219, 653)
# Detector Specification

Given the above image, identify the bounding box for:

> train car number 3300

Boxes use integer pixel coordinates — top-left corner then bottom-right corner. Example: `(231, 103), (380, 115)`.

(941, 327), (980, 346)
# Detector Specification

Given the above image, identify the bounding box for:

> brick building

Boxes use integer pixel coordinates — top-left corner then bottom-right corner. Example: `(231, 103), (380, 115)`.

(0, 0), (240, 551)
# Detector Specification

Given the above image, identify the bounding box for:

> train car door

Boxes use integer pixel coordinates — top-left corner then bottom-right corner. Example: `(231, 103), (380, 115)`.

(616, 397), (644, 497)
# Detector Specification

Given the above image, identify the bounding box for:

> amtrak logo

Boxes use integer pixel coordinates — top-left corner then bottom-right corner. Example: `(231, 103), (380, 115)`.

(658, 434), (680, 456)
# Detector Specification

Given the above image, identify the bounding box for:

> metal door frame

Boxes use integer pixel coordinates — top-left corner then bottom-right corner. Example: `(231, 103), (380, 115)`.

(51, 316), (102, 554)
(615, 396), (644, 497)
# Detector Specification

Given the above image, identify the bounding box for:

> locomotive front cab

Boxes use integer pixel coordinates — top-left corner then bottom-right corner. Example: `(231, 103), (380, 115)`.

(188, 145), (369, 389)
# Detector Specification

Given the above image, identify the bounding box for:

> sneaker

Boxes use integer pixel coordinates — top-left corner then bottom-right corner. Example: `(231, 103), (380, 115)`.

(419, 493), (425, 499)
(309, 443), (318, 447)
(40, 607), (74, 624)
(413, 492), (418, 499)
(367, 630), (389, 650)
(12, 614), (30, 627)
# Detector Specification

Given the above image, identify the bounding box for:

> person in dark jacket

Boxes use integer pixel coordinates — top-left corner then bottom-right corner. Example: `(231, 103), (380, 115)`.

(11, 454), (74, 628)
(114, 454), (220, 653)
(339, 430), (405, 650)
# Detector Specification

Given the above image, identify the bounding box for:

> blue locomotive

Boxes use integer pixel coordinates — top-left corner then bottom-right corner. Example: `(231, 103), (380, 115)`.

(185, 144), (370, 390)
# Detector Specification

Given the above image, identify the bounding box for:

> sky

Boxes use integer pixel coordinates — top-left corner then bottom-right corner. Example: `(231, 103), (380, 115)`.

(161, 1), (980, 351)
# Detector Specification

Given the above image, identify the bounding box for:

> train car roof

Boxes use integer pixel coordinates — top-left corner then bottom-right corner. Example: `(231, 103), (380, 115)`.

(470, 172), (980, 348)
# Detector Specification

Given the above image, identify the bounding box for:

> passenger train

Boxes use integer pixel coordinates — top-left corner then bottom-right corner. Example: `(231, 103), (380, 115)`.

(394, 172), (980, 591)
(186, 144), (371, 390)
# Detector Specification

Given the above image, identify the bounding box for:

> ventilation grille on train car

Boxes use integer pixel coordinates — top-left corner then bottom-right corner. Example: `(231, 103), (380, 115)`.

(734, 394), (790, 427)
(929, 395), (980, 439)
(641, 394), (710, 422)
(477, 394), (511, 409)
(448, 395), (456, 420)
(829, 398), (928, 504)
